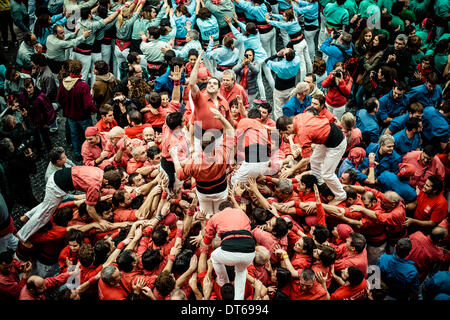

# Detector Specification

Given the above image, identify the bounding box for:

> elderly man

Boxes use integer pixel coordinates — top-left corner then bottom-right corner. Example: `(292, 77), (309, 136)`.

(126, 145), (151, 175)
(81, 126), (114, 169)
(219, 69), (249, 109)
(380, 33), (411, 80)
(168, 29), (202, 61)
(19, 272), (72, 300)
(282, 82), (312, 117)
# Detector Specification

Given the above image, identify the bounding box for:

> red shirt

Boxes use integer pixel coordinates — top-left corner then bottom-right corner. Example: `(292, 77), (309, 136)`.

(58, 245), (79, 273)
(414, 190), (448, 224)
(95, 118), (117, 133)
(406, 231), (444, 280)
(402, 151), (445, 190)
(251, 228), (288, 264)
(125, 123), (152, 140)
(81, 132), (113, 168)
(191, 89), (230, 131)
(71, 166), (104, 206)
(203, 208), (251, 245)
(143, 102), (179, 128)
(235, 118), (270, 163)
(98, 278), (128, 300)
(330, 279), (367, 300)
(160, 124), (190, 162)
(334, 247), (368, 277)
(113, 208), (138, 222)
(0, 259), (26, 300)
(247, 264), (270, 286)
(19, 273), (70, 300)
(293, 112), (332, 158)
(219, 83), (249, 109)
(288, 279), (328, 300)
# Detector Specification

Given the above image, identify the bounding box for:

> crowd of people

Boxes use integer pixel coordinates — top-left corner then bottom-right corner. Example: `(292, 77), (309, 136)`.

(0, 0), (449, 302)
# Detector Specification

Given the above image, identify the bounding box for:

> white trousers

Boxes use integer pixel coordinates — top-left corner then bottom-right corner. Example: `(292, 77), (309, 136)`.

(114, 45), (130, 80)
(211, 247), (255, 300)
(196, 189), (229, 216)
(273, 87), (293, 120)
(326, 102), (347, 122)
(304, 28), (319, 62)
(231, 161), (270, 187)
(293, 39), (312, 82)
(71, 52), (92, 85)
(17, 173), (67, 242)
(310, 137), (347, 200)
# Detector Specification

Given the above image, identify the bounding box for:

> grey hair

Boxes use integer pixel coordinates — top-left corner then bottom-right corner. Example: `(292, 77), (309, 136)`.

(187, 29), (199, 41)
(384, 191), (402, 204)
(131, 145), (146, 158)
(169, 288), (187, 300)
(300, 268), (316, 281)
(108, 126), (125, 138)
(340, 31), (352, 46)
(277, 178), (293, 194)
(396, 34), (408, 44)
(101, 265), (118, 285)
(222, 69), (236, 82)
(296, 81), (309, 94)
(254, 245), (271, 266)
(379, 134), (395, 146)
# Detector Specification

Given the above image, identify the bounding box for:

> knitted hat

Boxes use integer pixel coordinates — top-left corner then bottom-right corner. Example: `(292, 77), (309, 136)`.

(336, 224), (353, 240)
(85, 126), (99, 137)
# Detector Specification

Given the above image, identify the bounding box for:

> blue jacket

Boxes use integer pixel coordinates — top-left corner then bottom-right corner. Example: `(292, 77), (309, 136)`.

(405, 83), (443, 108)
(388, 113), (409, 135)
(423, 271), (450, 300)
(293, 1), (319, 27)
(360, 143), (401, 178)
(174, 15), (197, 39)
(320, 37), (353, 74)
(392, 129), (421, 157)
(205, 41), (240, 67)
(268, 15), (301, 35)
(378, 171), (417, 203)
(230, 22), (267, 61)
(377, 90), (409, 121)
(337, 158), (367, 182)
(196, 16), (220, 41)
(154, 68), (185, 98)
(267, 54), (301, 79)
(377, 253), (420, 300)
(282, 94), (311, 117)
(235, 0), (268, 22)
(421, 106), (450, 143)
(356, 109), (380, 144)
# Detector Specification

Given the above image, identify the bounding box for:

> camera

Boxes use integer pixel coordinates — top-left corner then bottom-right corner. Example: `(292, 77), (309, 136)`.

(334, 70), (342, 78)
(244, 54), (249, 59)
(17, 137), (34, 154)
(332, 28), (340, 40)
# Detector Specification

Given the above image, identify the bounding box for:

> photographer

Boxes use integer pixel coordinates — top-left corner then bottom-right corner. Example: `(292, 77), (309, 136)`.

(233, 48), (259, 105)
(0, 137), (38, 210)
(321, 61), (353, 121)
(320, 29), (353, 75)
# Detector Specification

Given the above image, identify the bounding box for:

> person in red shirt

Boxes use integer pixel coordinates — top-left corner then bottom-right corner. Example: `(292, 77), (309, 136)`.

(202, 201), (256, 300)
(94, 104), (118, 133)
(81, 126), (114, 169)
(219, 69), (249, 109)
(126, 145), (152, 174)
(258, 102), (276, 127)
(401, 146), (446, 192)
(124, 109), (153, 140)
(334, 232), (368, 277)
(98, 265), (128, 300)
(189, 50), (231, 152)
(405, 175), (449, 233)
(172, 107), (234, 215)
(406, 227), (447, 280)
(0, 250), (32, 300)
(284, 101), (347, 205)
(19, 272), (72, 300)
(317, 266), (367, 300)
(58, 229), (84, 273)
(17, 166), (122, 243)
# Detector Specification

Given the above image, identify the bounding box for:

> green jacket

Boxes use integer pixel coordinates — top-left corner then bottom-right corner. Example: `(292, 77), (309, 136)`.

(323, 2), (349, 27)
(204, 0), (235, 29)
(45, 33), (87, 61)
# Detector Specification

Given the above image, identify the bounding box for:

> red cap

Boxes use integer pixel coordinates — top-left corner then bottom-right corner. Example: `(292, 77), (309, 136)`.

(337, 224), (353, 240)
(397, 163), (416, 178)
(198, 68), (209, 81)
(162, 212), (177, 226)
(85, 126), (99, 137)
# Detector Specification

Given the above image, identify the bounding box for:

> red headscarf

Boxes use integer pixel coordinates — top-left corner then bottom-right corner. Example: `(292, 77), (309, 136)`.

(348, 147), (366, 168)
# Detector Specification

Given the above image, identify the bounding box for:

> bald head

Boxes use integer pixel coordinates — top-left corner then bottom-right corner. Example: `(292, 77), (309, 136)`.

(254, 245), (270, 266)
(27, 275), (46, 295)
(384, 191), (402, 204)
(430, 226), (448, 243)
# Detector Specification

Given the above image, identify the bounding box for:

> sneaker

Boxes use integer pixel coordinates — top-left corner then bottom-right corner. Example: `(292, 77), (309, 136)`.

(253, 98), (267, 104)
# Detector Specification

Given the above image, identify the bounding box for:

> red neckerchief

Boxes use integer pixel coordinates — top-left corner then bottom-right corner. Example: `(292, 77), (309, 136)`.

(239, 65), (249, 89)
(69, 74), (82, 78)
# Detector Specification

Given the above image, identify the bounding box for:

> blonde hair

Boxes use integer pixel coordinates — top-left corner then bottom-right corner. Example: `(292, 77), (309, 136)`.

(341, 112), (356, 144)
(117, 7), (132, 29)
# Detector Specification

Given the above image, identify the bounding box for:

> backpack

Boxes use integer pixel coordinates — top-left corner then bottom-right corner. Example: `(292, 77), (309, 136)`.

(332, 44), (359, 79)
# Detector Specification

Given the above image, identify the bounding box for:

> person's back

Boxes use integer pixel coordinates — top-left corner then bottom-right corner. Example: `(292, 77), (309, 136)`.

(377, 238), (420, 300)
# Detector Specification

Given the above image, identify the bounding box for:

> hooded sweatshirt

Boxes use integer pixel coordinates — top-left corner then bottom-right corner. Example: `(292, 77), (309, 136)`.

(57, 76), (97, 121)
(92, 72), (118, 108)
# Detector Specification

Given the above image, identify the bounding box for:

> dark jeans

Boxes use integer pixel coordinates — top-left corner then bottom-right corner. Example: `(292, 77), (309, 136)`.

(0, 10), (16, 44)
(66, 117), (93, 157)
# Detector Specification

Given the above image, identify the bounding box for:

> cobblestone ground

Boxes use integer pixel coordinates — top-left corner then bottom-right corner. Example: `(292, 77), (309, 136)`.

(5, 30), (291, 231)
